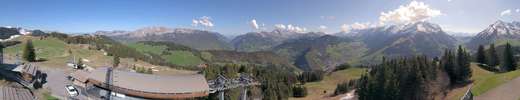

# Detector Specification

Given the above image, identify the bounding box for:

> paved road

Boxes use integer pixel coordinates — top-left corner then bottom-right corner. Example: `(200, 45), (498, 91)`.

(475, 77), (520, 100)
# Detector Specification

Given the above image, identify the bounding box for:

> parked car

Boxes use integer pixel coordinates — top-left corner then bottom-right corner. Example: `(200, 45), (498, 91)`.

(65, 85), (79, 97)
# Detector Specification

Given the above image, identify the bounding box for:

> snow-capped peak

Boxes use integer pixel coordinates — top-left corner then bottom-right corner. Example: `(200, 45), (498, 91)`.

(482, 20), (520, 35)
(368, 21), (443, 35)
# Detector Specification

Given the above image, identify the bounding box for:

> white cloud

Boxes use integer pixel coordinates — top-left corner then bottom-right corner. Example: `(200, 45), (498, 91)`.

(250, 19), (259, 30)
(274, 24), (307, 33)
(341, 24), (349, 32)
(379, 1), (442, 25)
(447, 0), (452, 2)
(320, 16), (336, 20)
(192, 16), (214, 28)
(350, 22), (370, 30)
(515, 9), (520, 13)
(318, 25), (328, 32)
(274, 24), (286, 30)
(500, 9), (512, 16)
(340, 22), (372, 32)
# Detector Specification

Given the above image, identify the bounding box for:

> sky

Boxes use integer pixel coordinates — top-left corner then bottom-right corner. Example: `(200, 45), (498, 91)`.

(1, 0), (520, 36)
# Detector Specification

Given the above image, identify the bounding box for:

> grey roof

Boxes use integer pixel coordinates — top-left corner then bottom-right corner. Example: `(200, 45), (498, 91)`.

(12, 64), (38, 76)
(0, 86), (34, 100)
(88, 67), (209, 94)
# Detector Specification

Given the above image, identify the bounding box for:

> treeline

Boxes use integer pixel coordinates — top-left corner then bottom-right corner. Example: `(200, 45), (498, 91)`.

(475, 43), (518, 72)
(297, 70), (324, 83)
(334, 80), (357, 96)
(442, 46), (472, 85)
(356, 56), (441, 100)
(352, 46), (472, 100)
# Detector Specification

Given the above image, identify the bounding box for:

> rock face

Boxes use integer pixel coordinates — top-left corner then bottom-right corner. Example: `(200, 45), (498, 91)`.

(468, 20), (520, 48)
(96, 27), (231, 50)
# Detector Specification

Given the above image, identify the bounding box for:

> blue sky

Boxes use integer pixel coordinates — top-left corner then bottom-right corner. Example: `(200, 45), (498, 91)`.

(1, 0), (520, 36)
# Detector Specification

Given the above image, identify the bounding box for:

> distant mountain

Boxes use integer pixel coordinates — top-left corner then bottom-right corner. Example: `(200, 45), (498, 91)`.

(351, 22), (458, 63)
(257, 22), (459, 71)
(468, 20), (520, 49)
(445, 31), (474, 44)
(231, 30), (325, 52)
(95, 27), (231, 50)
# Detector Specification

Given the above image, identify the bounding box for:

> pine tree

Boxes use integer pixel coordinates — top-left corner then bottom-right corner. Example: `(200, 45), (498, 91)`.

(488, 44), (499, 67)
(457, 46), (471, 83)
(476, 45), (487, 64)
(442, 49), (458, 84)
(22, 39), (36, 62)
(501, 43), (517, 72)
(113, 55), (120, 67)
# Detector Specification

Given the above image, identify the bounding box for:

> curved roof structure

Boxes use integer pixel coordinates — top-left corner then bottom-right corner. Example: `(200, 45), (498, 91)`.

(72, 67), (209, 99)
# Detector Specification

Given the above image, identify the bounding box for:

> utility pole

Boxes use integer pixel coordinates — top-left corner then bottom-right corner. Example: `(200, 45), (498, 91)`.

(241, 87), (247, 100)
(105, 67), (113, 100)
(219, 91), (225, 100)
(0, 44), (3, 64)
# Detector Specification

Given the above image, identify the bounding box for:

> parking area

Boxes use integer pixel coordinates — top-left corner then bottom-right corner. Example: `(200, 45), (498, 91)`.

(40, 67), (89, 100)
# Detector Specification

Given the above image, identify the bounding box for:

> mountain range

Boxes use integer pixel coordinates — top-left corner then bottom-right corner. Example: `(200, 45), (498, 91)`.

(468, 20), (520, 49)
(4, 20), (519, 71)
(95, 27), (232, 50)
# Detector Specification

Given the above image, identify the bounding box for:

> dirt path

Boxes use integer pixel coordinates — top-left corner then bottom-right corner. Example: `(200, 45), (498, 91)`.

(475, 77), (520, 100)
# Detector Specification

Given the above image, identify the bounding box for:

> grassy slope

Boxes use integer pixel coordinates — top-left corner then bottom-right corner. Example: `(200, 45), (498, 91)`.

(163, 51), (202, 66)
(5, 37), (68, 58)
(472, 68), (520, 96)
(448, 63), (520, 100)
(3, 36), (196, 75)
(127, 43), (203, 66)
(4, 37), (106, 67)
(291, 68), (366, 100)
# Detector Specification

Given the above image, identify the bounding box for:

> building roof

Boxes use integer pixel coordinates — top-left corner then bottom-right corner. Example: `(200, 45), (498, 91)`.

(12, 64), (38, 76)
(87, 67), (209, 94)
(0, 86), (34, 100)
